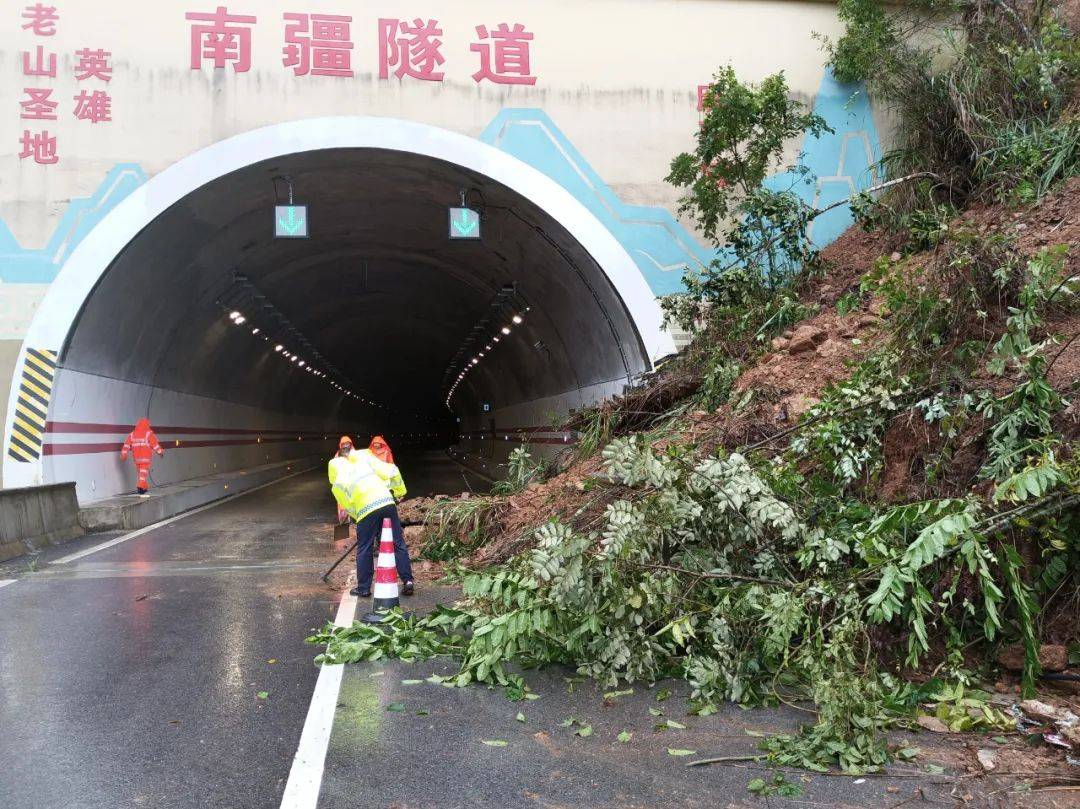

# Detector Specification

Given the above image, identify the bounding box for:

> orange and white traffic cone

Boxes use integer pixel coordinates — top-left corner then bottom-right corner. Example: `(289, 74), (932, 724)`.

(362, 518), (400, 623)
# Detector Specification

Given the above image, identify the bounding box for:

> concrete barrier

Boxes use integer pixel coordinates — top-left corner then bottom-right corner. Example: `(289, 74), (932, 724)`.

(77, 456), (325, 532)
(0, 482), (84, 562)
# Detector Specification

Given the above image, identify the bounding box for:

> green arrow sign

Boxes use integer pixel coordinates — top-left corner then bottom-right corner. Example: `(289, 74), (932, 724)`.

(449, 207), (480, 240)
(275, 205), (309, 238)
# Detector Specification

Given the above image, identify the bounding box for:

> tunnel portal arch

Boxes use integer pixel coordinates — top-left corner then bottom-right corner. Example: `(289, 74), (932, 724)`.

(3, 116), (674, 494)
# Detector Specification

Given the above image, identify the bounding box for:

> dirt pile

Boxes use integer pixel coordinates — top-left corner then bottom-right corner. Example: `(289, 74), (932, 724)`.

(407, 177), (1079, 577)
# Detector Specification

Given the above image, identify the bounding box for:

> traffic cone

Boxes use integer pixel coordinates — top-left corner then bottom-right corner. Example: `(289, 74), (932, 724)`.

(362, 518), (400, 623)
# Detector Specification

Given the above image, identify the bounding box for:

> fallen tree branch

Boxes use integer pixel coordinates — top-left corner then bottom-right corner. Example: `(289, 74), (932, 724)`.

(622, 559), (795, 589)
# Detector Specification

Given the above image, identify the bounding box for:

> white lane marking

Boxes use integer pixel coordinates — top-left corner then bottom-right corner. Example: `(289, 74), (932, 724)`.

(280, 579), (358, 809)
(0, 579), (17, 590)
(52, 465), (318, 565)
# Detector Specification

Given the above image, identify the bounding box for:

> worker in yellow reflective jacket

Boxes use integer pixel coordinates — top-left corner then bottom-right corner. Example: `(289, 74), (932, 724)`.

(328, 435), (414, 597)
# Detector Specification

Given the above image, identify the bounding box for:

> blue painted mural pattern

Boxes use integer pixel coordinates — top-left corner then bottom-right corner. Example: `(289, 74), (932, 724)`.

(0, 71), (878, 296)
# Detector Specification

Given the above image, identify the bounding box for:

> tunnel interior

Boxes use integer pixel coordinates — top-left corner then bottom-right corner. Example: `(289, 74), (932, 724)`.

(57, 148), (651, 470)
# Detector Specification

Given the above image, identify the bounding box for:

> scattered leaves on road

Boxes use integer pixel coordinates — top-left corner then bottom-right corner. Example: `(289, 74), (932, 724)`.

(655, 688), (672, 702)
(401, 679), (423, 685)
(648, 707), (664, 717)
(667, 748), (696, 756)
(385, 702), (406, 712)
(256, 691), (269, 699)
(574, 725), (594, 738)
(665, 719), (686, 730)
(482, 740), (508, 747)
(516, 712), (526, 722)
(617, 730), (632, 743)
(603, 688), (634, 700)
(267, 659), (277, 664)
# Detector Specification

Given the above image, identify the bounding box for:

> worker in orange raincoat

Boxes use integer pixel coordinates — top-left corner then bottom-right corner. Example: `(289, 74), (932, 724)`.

(369, 435), (394, 465)
(121, 418), (164, 494)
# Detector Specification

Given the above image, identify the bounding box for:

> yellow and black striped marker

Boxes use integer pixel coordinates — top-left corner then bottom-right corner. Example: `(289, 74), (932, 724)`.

(6, 348), (57, 463)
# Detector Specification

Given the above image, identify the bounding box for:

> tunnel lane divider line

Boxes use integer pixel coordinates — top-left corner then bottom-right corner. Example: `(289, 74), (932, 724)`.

(51, 465), (319, 565)
(279, 578), (359, 809)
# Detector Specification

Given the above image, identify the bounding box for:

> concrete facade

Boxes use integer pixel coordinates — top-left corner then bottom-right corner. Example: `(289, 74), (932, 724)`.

(1, 0), (884, 495)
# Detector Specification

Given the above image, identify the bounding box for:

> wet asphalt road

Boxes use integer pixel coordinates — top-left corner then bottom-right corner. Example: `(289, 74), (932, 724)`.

(1, 451), (953, 809)
(0, 451), (483, 809)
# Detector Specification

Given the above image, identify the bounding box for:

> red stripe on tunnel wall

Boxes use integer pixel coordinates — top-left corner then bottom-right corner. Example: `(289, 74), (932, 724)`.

(43, 436), (336, 455)
(45, 421), (329, 437)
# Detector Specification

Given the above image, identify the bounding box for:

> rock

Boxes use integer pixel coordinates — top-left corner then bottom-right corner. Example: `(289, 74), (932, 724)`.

(856, 314), (879, 329)
(999, 643), (1068, 672)
(816, 338), (847, 359)
(1063, 725), (1080, 747)
(889, 251), (902, 262)
(787, 324), (827, 354)
(1039, 644), (1069, 671)
(1020, 699), (1062, 723)
(771, 337), (789, 351)
(916, 715), (950, 733)
(976, 749), (996, 771)
(780, 394), (820, 420)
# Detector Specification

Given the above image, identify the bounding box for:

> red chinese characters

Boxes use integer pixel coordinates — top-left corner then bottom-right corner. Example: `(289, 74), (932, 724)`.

(73, 90), (111, 123)
(283, 13), (354, 77)
(186, 5), (257, 72)
(21, 3), (57, 36)
(471, 23), (536, 85)
(75, 48), (113, 82)
(17, 4), (121, 166)
(378, 17), (445, 81)
(20, 88), (57, 120)
(19, 130), (57, 164)
(22, 45), (56, 77)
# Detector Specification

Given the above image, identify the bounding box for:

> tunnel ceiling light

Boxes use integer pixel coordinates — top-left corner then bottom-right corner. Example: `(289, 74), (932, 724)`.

(440, 286), (531, 406)
(217, 274), (385, 411)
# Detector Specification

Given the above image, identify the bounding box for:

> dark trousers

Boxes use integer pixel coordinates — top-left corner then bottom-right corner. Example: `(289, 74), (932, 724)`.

(355, 504), (413, 593)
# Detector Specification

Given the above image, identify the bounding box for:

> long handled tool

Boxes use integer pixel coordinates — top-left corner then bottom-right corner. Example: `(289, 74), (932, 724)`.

(320, 519), (423, 582)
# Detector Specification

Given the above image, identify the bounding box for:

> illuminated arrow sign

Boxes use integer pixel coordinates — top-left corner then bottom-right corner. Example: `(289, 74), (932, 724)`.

(448, 207), (481, 240)
(275, 205), (309, 239)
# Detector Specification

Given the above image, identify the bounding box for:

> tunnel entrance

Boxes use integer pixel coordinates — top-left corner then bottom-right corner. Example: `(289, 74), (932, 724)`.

(5, 119), (670, 501)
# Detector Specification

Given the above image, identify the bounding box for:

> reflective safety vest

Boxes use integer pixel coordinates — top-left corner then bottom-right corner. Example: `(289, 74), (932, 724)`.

(327, 448), (407, 522)
(121, 418), (162, 464)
